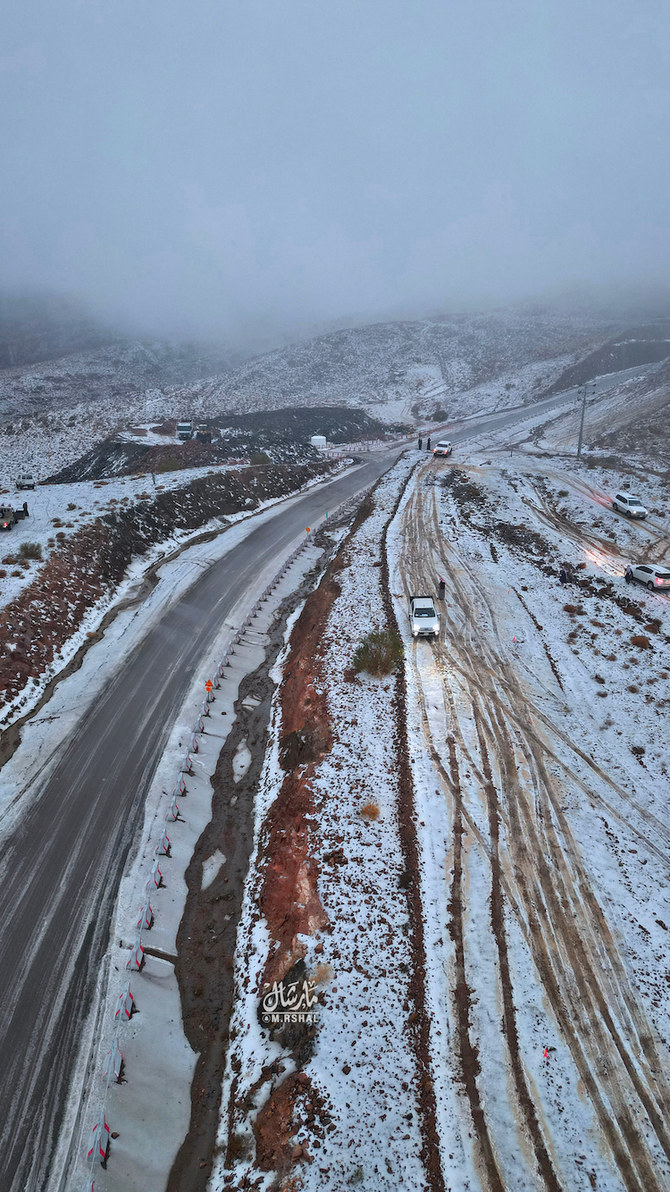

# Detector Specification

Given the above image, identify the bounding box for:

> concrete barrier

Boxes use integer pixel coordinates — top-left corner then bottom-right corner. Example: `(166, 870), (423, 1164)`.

(115, 982), (136, 1020)
(86, 1109), (110, 1168)
(126, 935), (145, 972)
(104, 1038), (124, 1083)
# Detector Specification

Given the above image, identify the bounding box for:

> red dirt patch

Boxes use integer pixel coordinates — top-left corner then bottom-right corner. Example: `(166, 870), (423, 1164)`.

(259, 569), (341, 987)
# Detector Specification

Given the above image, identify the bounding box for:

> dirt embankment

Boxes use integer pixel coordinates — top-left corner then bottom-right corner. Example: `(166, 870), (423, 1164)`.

(258, 570), (340, 987)
(0, 461), (333, 715)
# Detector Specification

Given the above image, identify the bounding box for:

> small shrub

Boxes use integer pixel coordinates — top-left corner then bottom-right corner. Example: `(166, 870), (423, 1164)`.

(630, 634), (651, 650)
(627, 684), (640, 693)
(18, 541), (42, 560)
(352, 628), (403, 676)
(67, 502), (77, 511)
(631, 745), (645, 757)
(593, 674), (606, 684)
(0, 569), (6, 578)
(250, 451), (271, 465)
(563, 604), (585, 616)
(227, 1132), (253, 1162)
(643, 621), (661, 635)
(313, 961), (333, 984)
(360, 803), (380, 821)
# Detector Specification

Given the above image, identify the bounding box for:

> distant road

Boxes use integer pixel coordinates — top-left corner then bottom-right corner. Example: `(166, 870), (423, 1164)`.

(0, 390), (579, 1190)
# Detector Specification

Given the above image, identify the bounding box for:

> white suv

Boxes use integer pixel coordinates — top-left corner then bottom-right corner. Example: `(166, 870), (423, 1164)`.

(626, 564), (670, 591)
(612, 493), (647, 518)
(432, 441), (453, 457)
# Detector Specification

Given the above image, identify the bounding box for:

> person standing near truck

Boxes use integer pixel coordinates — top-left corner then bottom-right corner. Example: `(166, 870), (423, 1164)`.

(418, 436), (423, 450)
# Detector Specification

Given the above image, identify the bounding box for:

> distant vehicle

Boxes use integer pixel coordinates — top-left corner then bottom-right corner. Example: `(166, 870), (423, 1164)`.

(0, 505), (16, 530)
(15, 473), (35, 490)
(195, 424), (213, 442)
(176, 421), (193, 441)
(433, 441), (453, 457)
(409, 594), (440, 638)
(625, 563), (670, 591)
(612, 493), (647, 518)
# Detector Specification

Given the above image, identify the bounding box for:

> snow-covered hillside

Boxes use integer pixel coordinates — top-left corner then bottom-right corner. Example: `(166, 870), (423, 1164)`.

(172, 310), (615, 424)
(0, 340), (241, 481)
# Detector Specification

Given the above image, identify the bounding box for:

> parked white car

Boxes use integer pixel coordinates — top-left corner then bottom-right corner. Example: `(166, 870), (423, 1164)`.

(625, 564), (670, 591)
(432, 441), (453, 457)
(612, 493), (647, 518)
(15, 473), (35, 490)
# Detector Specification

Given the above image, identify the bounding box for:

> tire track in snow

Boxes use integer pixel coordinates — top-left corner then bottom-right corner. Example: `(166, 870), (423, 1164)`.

(397, 479), (670, 1191)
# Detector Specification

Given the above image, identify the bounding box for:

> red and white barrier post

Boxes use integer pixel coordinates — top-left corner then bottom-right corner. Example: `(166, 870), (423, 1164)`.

(115, 982), (136, 1020)
(86, 1110), (110, 1169)
(104, 1037), (124, 1083)
(126, 935), (145, 972)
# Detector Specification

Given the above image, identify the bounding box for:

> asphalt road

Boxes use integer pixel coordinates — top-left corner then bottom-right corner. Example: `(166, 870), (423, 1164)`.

(0, 391), (578, 1191)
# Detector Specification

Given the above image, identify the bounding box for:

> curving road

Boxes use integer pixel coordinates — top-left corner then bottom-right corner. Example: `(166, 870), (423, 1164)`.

(0, 389), (581, 1191)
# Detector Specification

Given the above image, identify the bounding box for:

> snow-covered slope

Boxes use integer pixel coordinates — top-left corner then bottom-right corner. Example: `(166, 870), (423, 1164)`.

(0, 340), (241, 481)
(174, 311), (614, 425)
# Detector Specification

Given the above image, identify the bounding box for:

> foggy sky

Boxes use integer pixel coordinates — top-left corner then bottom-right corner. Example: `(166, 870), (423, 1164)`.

(2, 0), (669, 343)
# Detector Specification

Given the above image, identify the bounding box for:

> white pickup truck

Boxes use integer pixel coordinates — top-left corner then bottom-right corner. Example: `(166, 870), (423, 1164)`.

(409, 594), (440, 639)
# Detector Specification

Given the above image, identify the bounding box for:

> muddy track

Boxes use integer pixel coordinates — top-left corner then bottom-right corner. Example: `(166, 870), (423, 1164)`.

(380, 457), (446, 1192)
(396, 475), (670, 1190)
(419, 482), (670, 866)
(521, 475), (670, 570)
(445, 736), (505, 1192)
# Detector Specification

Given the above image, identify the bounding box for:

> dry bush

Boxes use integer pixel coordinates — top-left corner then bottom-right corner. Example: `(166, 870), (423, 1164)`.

(352, 628), (403, 677)
(313, 961), (333, 984)
(563, 604), (586, 616)
(360, 803), (380, 821)
(628, 684), (640, 693)
(630, 634), (652, 650)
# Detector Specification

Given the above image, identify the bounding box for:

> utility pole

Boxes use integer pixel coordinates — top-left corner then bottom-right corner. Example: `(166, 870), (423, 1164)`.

(577, 380), (596, 459)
